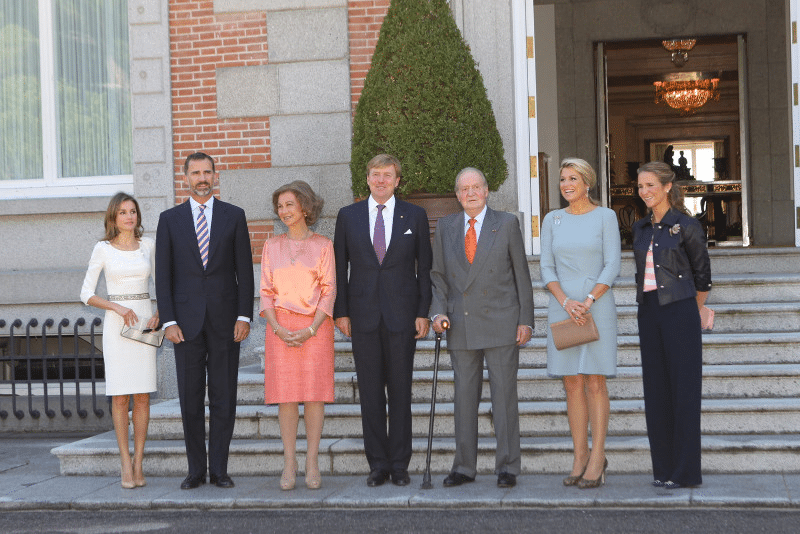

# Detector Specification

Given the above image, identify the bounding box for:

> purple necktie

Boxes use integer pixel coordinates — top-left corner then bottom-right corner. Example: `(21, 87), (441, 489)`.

(196, 204), (209, 269)
(374, 204), (386, 264)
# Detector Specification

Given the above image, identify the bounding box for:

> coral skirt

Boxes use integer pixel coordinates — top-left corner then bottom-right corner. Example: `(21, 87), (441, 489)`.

(264, 308), (334, 404)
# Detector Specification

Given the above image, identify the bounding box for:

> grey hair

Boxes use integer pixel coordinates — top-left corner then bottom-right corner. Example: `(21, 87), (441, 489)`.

(454, 167), (488, 192)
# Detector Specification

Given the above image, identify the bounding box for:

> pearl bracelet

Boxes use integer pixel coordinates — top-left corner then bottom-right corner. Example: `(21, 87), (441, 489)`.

(561, 297), (569, 309)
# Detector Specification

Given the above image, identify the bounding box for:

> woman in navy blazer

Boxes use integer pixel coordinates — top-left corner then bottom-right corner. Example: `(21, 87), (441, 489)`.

(633, 161), (712, 490)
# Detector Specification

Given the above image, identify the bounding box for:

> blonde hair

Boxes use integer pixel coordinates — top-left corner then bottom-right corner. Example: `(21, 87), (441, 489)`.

(560, 157), (598, 205)
(366, 154), (402, 178)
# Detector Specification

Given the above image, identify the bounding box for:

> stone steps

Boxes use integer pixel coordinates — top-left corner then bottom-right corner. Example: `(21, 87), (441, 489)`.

(532, 273), (800, 307)
(236, 363), (800, 405)
(53, 432), (800, 476)
(326, 333), (800, 372)
(51, 247), (800, 477)
(140, 395), (800, 441)
(529, 302), (800, 336)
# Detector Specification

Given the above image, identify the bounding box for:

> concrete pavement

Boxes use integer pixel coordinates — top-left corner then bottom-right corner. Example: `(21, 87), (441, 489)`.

(1, 434), (800, 510)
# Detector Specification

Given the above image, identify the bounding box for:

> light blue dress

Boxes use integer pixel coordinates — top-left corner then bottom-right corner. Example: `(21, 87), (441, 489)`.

(541, 207), (621, 377)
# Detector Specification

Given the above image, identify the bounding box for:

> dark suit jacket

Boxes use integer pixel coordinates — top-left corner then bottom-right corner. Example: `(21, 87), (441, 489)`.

(430, 207), (534, 350)
(333, 198), (432, 333)
(155, 199), (254, 341)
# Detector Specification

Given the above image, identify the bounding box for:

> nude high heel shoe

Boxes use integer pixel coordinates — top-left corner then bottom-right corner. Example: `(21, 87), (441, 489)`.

(280, 459), (297, 491)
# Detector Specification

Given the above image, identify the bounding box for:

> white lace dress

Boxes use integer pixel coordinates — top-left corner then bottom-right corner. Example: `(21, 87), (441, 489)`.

(80, 238), (158, 395)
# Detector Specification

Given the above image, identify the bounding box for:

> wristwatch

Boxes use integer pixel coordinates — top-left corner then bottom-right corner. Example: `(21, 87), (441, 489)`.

(587, 294), (596, 302)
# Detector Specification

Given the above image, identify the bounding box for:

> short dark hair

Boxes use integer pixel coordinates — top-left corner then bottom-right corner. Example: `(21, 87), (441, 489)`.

(183, 152), (215, 175)
(103, 192), (143, 241)
(272, 180), (325, 226)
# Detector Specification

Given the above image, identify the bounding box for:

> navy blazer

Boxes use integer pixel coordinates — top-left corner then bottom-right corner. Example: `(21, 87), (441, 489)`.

(333, 198), (432, 333)
(633, 208), (712, 306)
(155, 199), (254, 341)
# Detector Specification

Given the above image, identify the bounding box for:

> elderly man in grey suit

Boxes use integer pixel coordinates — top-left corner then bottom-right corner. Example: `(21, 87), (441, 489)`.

(431, 167), (534, 488)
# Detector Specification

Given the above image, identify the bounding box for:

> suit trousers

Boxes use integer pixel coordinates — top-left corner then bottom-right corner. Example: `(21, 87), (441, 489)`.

(637, 291), (703, 486)
(450, 344), (521, 478)
(351, 319), (416, 473)
(174, 313), (241, 478)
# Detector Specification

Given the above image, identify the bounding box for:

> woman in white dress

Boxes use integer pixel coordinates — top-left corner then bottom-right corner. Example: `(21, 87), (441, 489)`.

(80, 193), (158, 489)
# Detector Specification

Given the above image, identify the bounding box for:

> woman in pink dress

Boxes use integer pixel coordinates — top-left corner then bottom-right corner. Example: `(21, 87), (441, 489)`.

(260, 180), (335, 491)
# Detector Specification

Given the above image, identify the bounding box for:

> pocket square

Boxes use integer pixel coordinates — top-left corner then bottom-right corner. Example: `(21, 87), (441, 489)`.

(404, 229), (412, 235)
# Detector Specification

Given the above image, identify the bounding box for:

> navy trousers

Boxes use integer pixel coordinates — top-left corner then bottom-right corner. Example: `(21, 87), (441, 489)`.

(174, 313), (240, 479)
(637, 292), (703, 486)
(351, 318), (416, 473)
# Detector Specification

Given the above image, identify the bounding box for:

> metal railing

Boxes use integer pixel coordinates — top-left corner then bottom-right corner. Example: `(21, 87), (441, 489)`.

(0, 317), (110, 421)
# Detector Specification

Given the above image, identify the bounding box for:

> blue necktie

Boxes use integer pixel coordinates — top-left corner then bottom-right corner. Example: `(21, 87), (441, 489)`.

(196, 204), (209, 269)
(374, 204), (386, 264)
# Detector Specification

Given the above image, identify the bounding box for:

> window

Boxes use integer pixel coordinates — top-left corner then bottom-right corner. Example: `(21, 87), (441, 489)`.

(0, 0), (132, 199)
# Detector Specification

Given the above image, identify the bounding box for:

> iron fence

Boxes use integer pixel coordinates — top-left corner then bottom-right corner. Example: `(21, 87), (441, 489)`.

(0, 317), (110, 421)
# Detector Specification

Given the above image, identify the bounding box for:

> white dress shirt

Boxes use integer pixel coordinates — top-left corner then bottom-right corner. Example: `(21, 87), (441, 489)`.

(368, 194), (395, 249)
(163, 196), (249, 329)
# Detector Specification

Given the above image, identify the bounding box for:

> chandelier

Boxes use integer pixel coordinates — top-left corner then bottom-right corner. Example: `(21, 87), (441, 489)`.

(654, 73), (719, 114)
(662, 39), (697, 67)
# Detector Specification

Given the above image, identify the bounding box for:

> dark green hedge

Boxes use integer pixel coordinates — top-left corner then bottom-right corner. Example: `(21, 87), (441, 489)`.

(350, 0), (507, 198)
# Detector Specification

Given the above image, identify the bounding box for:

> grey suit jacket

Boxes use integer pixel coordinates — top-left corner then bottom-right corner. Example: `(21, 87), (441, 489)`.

(430, 207), (534, 351)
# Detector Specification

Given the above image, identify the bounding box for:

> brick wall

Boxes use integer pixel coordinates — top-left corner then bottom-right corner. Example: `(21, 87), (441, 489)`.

(168, 0), (273, 261)
(348, 0), (390, 112)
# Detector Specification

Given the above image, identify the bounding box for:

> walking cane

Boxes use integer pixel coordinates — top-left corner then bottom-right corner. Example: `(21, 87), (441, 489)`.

(421, 319), (448, 489)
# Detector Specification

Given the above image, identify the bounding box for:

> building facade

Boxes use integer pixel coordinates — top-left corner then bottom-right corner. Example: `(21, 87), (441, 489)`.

(1, 0), (797, 397)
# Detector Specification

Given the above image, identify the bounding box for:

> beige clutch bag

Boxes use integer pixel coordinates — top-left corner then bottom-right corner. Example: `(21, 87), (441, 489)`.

(550, 312), (599, 350)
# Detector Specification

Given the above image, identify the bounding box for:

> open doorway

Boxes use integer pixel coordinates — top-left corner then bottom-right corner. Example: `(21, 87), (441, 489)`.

(601, 35), (748, 247)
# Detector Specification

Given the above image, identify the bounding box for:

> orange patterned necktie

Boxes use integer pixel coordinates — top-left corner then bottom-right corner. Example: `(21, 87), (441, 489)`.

(465, 218), (477, 263)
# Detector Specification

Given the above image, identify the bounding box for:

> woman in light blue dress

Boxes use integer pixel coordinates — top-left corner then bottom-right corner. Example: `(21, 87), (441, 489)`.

(540, 158), (621, 489)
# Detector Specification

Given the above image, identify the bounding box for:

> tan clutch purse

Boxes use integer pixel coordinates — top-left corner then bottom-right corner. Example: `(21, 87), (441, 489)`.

(550, 312), (599, 350)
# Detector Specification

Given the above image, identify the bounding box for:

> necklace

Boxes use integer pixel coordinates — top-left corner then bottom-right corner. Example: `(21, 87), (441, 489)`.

(286, 230), (312, 265)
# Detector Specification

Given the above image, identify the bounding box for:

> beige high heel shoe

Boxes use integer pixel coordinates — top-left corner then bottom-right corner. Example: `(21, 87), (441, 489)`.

(133, 461), (147, 487)
(305, 461), (321, 490)
(121, 463), (135, 489)
(280, 459), (297, 491)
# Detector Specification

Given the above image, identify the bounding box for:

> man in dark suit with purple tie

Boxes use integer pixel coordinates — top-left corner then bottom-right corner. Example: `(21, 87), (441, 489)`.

(333, 154), (432, 487)
(156, 152), (254, 490)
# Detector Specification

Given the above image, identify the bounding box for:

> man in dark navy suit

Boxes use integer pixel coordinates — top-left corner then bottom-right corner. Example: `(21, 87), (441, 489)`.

(156, 152), (254, 490)
(333, 154), (432, 487)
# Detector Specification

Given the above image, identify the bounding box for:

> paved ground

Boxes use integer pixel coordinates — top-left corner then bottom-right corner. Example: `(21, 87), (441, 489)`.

(2, 434), (800, 512)
(4, 509), (800, 534)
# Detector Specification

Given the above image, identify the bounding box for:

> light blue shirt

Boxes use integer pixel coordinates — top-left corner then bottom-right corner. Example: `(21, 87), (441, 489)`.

(190, 196), (214, 231)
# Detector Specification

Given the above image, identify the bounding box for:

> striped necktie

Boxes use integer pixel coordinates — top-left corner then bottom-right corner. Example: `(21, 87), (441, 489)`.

(196, 204), (209, 269)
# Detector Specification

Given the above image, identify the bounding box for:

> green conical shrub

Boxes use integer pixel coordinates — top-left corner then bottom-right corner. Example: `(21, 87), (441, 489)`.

(350, 0), (507, 198)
